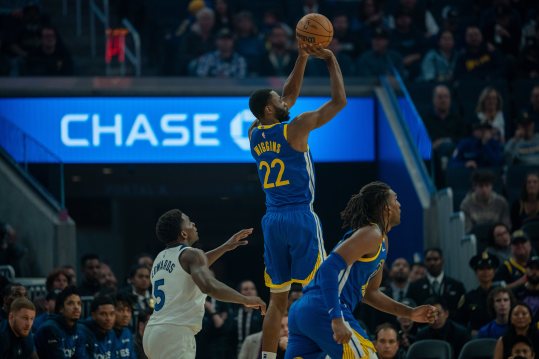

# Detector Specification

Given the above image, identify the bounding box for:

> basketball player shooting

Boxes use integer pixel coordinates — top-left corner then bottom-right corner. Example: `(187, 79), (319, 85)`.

(247, 16), (347, 359)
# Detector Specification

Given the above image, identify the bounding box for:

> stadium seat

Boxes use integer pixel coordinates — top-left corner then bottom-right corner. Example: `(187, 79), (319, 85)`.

(471, 223), (494, 252)
(522, 220), (539, 242)
(0, 264), (15, 279)
(457, 338), (497, 359)
(405, 339), (453, 359)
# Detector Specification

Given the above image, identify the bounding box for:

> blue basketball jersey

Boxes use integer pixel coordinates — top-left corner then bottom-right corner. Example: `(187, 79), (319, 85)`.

(250, 122), (314, 209)
(304, 229), (387, 311)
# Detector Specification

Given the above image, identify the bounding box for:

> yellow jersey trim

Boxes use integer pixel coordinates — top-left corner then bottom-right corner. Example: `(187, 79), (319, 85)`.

(357, 240), (383, 262)
(284, 124), (288, 140)
(509, 258), (526, 274)
(264, 253), (322, 289)
(257, 123), (280, 130)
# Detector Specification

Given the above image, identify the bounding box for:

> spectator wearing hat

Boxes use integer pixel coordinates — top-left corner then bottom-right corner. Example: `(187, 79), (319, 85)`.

(450, 122), (504, 170)
(460, 170), (510, 233)
(511, 172), (539, 231)
(414, 296), (471, 358)
(486, 223), (512, 263)
(356, 26), (404, 77)
(190, 28), (247, 78)
(477, 287), (515, 339)
(458, 251), (501, 336)
(514, 256), (539, 322)
(505, 114), (539, 165)
(495, 230), (533, 289)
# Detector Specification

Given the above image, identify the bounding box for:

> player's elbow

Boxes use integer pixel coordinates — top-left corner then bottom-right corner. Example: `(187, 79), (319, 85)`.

(332, 97), (347, 111)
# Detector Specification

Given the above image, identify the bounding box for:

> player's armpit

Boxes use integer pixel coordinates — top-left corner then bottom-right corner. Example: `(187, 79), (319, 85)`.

(333, 226), (382, 266)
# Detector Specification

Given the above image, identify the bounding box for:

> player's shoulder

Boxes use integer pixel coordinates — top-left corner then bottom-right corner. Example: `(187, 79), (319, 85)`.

(178, 247), (206, 265)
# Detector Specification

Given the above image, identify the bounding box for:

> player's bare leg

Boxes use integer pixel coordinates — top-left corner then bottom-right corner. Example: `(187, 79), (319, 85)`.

(261, 291), (289, 358)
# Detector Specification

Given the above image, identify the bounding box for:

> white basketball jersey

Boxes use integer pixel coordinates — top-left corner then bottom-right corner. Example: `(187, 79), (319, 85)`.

(146, 244), (207, 333)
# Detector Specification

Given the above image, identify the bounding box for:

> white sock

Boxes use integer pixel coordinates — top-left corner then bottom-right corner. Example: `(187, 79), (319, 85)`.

(261, 352), (277, 359)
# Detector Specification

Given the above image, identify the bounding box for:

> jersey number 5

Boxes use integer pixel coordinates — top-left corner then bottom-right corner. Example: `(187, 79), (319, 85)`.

(153, 279), (165, 311)
(259, 159), (290, 189)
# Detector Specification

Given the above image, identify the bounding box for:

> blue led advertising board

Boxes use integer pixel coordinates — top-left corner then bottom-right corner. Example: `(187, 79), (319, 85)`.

(0, 97), (374, 163)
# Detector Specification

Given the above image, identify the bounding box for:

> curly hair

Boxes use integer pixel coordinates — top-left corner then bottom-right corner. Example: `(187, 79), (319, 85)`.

(340, 181), (392, 233)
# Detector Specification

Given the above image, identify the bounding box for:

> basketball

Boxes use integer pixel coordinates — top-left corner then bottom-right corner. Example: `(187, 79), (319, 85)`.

(296, 13), (333, 48)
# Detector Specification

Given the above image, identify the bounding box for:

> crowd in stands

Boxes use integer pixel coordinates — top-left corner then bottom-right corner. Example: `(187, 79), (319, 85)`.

(2, 235), (539, 358)
(0, 0), (537, 79)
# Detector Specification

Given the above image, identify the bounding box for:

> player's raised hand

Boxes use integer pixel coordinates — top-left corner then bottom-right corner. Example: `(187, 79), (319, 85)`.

(243, 296), (267, 315)
(224, 228), (253, 251)
(298, 43), (310, 58)
(302, 43), (333, 60)
(331, 318), (352, 344)
(410, 305), (438, 324)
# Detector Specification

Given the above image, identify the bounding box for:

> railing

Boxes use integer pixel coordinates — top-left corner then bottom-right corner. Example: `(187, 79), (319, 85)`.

(0, 116), (65, 209)
(120, 18), (142, 77)
(89, 0), (109, 58)
(62, 0), (82, 36)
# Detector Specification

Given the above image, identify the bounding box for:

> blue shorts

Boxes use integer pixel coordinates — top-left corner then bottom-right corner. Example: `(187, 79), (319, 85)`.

(262, 205), (325, 291)
(286, 294), (377, 358)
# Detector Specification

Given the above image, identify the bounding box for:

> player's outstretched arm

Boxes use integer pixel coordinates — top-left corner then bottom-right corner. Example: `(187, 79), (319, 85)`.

(281, 44), (310, 109)
(362, 269), (437, 324)
(180, 248), (266, 314)
(205, 228), (253, 266)
(287, 46), (347, 151)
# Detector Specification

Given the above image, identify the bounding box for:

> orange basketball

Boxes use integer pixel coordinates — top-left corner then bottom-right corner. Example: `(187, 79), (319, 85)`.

(296, 13), (333, 48)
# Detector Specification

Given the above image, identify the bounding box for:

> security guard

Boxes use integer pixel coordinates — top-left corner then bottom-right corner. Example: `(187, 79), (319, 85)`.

(458, 251), (500, 335)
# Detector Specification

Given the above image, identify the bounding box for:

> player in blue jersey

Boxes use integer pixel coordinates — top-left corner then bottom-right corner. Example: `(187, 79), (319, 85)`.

(285, 182), (439, 358)
(248, 44), (347, 359)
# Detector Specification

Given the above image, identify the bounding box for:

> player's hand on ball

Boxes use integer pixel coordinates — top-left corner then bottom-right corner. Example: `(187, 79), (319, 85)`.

(410, 305), (438, 324)
(244, 296), (267, 315)
(224, 228), (253, 251)
(302, 44), (333, 60)
(331, 318), (352, 344)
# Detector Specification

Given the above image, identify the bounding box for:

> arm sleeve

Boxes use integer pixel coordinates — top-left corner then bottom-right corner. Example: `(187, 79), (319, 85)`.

(317, 252), (348, 319)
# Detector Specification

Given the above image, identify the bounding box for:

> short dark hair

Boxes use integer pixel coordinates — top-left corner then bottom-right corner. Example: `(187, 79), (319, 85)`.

(156, 209), (184, 244)
(115, 292), (135, 309)
(510, 335), (534, 354)
(424, 247), (443, 258)
(129, 264), (150, 279)
(55, 286), (80, 313)
(472, 170), (496, 186)
(91, 295), (116, 313)
(487, 287), (515, 317)
(249, 89), (273, 119)
(374, 323), (398, 341)
(10, 297), (35, 313)
(81, 253), (100, 266)
(424, 296), (449, 311)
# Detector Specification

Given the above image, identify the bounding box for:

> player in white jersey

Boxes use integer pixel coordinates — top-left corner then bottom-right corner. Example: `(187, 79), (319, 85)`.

(143, 209), (266, 359)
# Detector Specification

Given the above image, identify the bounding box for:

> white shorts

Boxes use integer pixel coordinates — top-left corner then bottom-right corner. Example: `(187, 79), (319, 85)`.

(143, 325), (196, 359)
